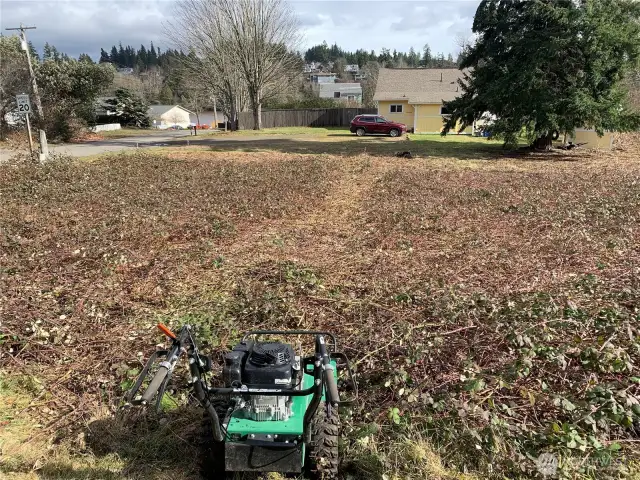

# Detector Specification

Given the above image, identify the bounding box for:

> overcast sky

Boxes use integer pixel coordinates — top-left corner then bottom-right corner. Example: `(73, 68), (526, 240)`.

(1, 0), (480, 60)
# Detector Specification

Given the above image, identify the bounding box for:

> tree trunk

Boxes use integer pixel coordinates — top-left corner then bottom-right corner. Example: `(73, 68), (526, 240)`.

(196, 112), (200, 126)
(250, 88), (261, 130)
(230, 99), (237, 131)
(532, 133), (553, 150)
(212, 96), (218, 128)
(251, 98), (262, 130)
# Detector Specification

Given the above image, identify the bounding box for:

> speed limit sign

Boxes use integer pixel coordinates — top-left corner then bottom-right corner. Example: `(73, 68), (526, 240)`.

(16, 94), (31, 115)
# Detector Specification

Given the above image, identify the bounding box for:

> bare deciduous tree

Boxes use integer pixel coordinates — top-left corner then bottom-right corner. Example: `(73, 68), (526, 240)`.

(139, 67), (164, 102)
(168, 1), (244, 130)
(180, 70), (208, 125)
(168, 0), (300, 130)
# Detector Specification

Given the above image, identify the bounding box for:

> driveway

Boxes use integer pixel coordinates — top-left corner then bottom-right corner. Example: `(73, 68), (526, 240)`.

(0, 131), (197, 161)
(45, 131), (318, 158)
(49, 131), (198, 157)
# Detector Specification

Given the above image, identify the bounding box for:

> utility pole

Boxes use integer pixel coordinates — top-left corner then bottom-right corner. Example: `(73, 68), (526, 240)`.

(6, 23), (48, 161)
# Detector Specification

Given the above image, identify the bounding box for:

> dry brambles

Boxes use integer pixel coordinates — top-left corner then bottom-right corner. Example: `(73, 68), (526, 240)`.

(1, 135), (639, 479)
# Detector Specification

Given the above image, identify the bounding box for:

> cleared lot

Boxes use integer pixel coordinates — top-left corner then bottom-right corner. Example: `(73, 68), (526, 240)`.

(1, 135), (639, 479)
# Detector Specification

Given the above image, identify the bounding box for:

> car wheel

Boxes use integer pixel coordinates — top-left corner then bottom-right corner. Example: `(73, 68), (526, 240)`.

(356, 128), (365, 137)
(389, 129), (399, 137)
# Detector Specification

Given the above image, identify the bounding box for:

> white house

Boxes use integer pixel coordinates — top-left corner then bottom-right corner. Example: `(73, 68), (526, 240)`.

(316, 83), (363, 103)
(309, 73), (338, 83)
(148, 105), (194, 129)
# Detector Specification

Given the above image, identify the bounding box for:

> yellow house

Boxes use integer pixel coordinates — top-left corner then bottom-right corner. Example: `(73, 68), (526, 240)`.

(373, 68), (471, 134)
(373, 68), (614, 149)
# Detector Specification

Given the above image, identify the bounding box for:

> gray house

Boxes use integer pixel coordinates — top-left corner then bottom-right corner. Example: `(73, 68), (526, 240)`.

(316, 83), (363, 104)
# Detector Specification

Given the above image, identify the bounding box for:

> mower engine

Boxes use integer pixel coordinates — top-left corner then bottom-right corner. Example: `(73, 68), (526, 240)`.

(223, 341), (300, 421)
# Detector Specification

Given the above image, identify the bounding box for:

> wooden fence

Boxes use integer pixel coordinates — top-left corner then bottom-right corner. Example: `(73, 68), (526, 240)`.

(238, 108), (377, 130)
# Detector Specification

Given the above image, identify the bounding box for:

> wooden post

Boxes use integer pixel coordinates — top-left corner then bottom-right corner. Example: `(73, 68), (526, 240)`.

(25, 113), (34, 156)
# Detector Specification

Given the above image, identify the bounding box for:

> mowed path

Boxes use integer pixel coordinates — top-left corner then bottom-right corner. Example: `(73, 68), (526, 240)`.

(215, 156), (389, 282)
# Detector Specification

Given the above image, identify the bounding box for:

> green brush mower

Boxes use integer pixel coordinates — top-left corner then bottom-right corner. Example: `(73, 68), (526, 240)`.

(126, 323), (357, 478)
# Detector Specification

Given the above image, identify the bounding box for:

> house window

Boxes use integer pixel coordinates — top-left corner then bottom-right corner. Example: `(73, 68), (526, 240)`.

(440, 105), (451, 115)
(347, 95), (355, 101)
(390, 104), (403, 113)
(334, 92), (341, 98)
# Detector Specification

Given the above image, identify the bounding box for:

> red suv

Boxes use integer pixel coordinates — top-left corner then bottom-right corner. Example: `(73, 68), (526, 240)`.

(350, 115), (407, 137)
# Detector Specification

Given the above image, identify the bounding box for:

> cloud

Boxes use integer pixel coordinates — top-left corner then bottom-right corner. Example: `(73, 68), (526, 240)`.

(0, 0), (481, 60)
(297, 12), (324, 27)
(390, 2), (477, 32)
(1, 0), (170, 58)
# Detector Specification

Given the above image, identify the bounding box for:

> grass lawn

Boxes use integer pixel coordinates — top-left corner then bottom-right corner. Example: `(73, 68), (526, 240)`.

(229, 126), (349, 136)
(1, 138), (639, 479)
(202, 128), (506, 159)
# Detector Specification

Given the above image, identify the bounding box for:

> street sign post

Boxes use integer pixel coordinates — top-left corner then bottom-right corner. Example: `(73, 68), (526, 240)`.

(16, 94), (34, 155)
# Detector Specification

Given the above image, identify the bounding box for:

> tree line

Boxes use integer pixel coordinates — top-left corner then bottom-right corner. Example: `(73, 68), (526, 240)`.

(97, 42), (184, 71)
(303, 41), (458, 69)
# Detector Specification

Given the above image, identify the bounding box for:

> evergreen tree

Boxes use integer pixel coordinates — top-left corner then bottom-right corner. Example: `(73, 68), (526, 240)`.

(139, 44), (147, 68)
(407, 47), (418, 67)
(103, 88), (150, 127)
(99, 48), (110, 63)
(118, 42), (125, 66)
(149, 42), (157, 66)
(78, 53), (94, 63)
(110, 46), (118, 64)
(422, 44), (432, 67)
(43, 42), (53, 61)
(28, 41), (39, 62)
(443, 0), (640, 148)
(159, 84), (174, 104)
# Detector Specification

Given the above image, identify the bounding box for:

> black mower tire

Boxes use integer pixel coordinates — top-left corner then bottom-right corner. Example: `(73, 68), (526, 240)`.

(306, 401), (340, 479)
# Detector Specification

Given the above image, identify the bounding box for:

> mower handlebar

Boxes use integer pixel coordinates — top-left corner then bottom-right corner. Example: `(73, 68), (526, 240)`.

(140, 364), (169, 404)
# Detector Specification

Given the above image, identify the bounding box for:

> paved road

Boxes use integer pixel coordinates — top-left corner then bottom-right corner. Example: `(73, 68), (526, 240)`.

(49, 131), (199, 157)
(1, 131), (225, 160)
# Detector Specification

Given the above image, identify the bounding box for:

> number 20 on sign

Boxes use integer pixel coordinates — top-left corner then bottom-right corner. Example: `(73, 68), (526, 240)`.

(16, 94), (31, 114)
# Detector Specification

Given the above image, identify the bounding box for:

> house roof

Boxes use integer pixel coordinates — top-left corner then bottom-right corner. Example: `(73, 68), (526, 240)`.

(148, 104), (195, 116)
(373, 68), (466, 104)
(317, 83), (362, 94)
